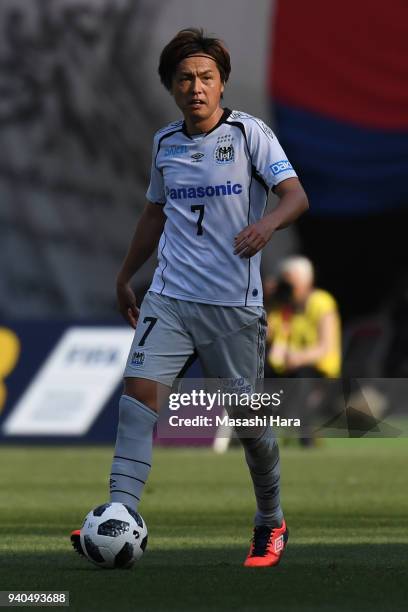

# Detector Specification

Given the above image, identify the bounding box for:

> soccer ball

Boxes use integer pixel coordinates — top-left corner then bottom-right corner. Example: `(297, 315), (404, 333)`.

(80, 502), (148, 569)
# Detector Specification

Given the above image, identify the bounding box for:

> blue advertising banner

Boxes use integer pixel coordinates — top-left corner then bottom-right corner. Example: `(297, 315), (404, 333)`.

(0, 321), (130, 443)
(0, 321), (206, 445)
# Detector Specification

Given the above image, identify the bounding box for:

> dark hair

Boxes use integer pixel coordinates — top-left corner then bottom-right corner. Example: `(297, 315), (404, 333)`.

(158, 28), (231, 91)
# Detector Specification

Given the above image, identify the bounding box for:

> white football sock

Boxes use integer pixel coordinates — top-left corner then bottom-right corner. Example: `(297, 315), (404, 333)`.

(109, 395), (157, 510)
(240, 426), (284, 528)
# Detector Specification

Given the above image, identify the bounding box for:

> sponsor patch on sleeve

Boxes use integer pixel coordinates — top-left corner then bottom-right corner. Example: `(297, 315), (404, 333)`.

(270, 160), (293, 176)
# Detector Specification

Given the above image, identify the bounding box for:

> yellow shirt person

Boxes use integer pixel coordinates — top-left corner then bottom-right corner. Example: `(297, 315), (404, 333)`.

(267, 289), (341, 377)
(265, 257), (341, 378)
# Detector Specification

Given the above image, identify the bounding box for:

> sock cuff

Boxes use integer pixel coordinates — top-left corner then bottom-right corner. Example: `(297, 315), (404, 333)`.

(120, 394), (158, 425)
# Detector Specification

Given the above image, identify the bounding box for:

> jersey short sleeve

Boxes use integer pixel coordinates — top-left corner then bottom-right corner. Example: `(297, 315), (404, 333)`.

(146, 134), (166, 205)
(245, 117), (298, 189)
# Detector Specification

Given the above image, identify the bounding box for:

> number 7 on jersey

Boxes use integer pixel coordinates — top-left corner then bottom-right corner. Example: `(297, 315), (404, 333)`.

(190, 204), (205, 235)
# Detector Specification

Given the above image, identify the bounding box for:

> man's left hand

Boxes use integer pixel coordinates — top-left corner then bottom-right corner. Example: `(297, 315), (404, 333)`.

(234, 217), (275, 258)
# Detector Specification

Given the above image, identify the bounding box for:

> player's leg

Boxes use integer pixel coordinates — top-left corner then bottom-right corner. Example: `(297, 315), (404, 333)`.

(109, 292), (195, 509)
(192, 303), (288, 566)
(109, 378), (162, 510)
(70, 379), (160, 558)
(71, 292), (194, 556)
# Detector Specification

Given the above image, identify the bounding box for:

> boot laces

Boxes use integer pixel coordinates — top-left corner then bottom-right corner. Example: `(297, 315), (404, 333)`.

(251, 525), (273, 557)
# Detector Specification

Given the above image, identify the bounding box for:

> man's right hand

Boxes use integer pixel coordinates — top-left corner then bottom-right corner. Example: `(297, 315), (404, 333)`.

(116, 282), (139, 329)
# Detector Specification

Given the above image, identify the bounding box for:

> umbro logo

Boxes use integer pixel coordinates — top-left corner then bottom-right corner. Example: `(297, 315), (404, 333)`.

(191, 152), (205, 163)
(274, 534), (284, 553)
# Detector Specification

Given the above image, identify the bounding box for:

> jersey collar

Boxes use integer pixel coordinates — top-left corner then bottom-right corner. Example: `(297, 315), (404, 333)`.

(182, 107), (232, 140)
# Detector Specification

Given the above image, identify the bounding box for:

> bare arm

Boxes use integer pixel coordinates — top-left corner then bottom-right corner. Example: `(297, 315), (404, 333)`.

(116, 201), (166, 327)
(234, 178), (309, 258)
(269, 177), (310, 231)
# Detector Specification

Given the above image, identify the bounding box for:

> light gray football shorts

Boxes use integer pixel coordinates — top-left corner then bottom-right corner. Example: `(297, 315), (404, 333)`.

(124, 291), (266, 388)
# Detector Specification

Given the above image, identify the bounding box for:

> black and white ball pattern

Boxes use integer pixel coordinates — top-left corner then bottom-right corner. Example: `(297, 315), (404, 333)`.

(80, 502), (148, 569)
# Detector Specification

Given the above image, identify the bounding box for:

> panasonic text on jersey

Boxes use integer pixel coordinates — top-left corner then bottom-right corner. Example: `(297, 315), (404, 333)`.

(166, 182), (243, 200)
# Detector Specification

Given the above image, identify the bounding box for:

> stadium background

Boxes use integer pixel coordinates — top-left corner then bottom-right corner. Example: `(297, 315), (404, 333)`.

(0, 0), (291, 442)
(1, 0), (408, 441)
(0, 2), (407, 610)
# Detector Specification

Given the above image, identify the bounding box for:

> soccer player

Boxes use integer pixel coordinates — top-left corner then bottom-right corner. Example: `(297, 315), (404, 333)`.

(71, 28), (309, 567)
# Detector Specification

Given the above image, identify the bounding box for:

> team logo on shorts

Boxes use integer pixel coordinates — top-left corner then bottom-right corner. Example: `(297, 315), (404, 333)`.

(131, 351), (145, 367)
(214, 134), (235, 164)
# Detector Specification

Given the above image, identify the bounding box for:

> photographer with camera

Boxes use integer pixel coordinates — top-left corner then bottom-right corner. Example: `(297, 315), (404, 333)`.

(265, 257), (341, 445)
(266, 257), (341, 378)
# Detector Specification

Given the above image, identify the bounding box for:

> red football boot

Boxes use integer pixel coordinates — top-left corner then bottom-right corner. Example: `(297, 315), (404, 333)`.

(244, 520), (289, 567)
(70, 529), (85, 557)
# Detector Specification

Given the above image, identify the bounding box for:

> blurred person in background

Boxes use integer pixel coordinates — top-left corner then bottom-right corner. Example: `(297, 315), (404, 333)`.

(266, 257), (341, 380)
(265, 256), (341, 446)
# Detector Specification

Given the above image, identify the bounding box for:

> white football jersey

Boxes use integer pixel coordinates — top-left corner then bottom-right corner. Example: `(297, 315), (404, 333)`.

(146, 109), (297, 306)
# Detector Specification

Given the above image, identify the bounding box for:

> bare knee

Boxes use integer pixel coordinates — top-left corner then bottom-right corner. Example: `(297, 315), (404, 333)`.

(123, 377), (168, 413)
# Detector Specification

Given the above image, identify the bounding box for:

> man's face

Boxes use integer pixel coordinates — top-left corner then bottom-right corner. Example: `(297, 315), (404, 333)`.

(171, 55), (224, 124)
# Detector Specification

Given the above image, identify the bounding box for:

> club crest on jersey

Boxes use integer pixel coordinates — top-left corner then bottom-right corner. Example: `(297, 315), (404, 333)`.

(214, 134), (235, 164)
(214, 144), (234, 164)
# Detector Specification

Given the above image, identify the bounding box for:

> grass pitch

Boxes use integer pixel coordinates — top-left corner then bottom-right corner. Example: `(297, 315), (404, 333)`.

(0, 440), (407, 612)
